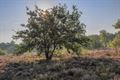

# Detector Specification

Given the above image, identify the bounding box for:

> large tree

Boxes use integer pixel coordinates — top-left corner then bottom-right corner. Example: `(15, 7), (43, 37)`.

(99, 30), (108, 48)
(13, 4), (89, 60)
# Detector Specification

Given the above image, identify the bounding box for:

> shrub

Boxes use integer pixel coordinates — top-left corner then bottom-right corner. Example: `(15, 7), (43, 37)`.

(0, 49), (5, 55)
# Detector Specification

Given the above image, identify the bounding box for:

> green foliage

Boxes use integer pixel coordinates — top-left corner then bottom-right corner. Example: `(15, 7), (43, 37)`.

(99, 30), (114, 48)
(88, 35), (103, 49)
(108, 34), (120, 48)
(99, 30), (108, 48)
(113, 19), (120, 29)
(108, 19), (120, 48)
(13, 4), (89, 60)
(0, 41), (16, 54)
(54, 47), (67, 54)
(64, 36), (90, 55)
(0, 48), (5, 55)
(14, 43), (31, 55)
(88, 31), (115, 49)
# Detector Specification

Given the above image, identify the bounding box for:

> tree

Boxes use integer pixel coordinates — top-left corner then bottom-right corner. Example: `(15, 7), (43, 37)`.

(13, 4), (89, 60)
(0, 49), (5, 55)
(109, 19), (120, 53)
(0, 41), (16, 54)
(108, 34), (120, 53)
(99, 30), (114, 48)
(108, 35), (120, 48)
(99, 30), (108, 48)
(88, 35), (103, 49)
(113, 19), (120, 29)
(14, 43), (29, 55)
(87, 31), (114, 49)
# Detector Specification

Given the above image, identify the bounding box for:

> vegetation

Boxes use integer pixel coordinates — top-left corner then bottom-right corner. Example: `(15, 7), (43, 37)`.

(14, 43), (29, 55)
(0, 19), (119, 56)
(108, 34), (120, 48)
(13, 4), (89, 60)
(112, 19), (120, 48)
(87, 31), (115, 50)
(0, 1), (120, 80)
(0, 54), (120, 80)
(0, 49), (5, 55)
(107, 19), (120, 53)
(113, 19), (120, 29)
(0, 41), (16, 54)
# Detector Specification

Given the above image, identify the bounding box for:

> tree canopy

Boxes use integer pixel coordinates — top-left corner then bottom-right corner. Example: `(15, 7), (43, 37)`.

(113, 19), (120, 29)
(13, 4), (89, 60)
(108, 19), (120, 49)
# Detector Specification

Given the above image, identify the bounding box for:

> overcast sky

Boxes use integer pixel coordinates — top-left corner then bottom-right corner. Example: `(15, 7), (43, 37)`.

(0, 0), (120, 43)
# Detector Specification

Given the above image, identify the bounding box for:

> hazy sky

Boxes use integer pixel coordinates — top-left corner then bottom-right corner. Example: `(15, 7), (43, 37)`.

(0, 0), (120, 43)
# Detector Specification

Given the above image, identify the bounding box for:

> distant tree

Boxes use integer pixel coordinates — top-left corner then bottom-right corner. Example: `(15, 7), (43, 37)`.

(109, 19), (120, 53)
(13, 4), (89, 60)
(14, 43), (30, 55)
(99, 30), (114, 48)
(108, 35), (120, 47)
(0, 41), (16, 54)
(0, 48), (5, 55)
(87, 31), (114, 50)
(113, 19), (120, 29)
(99, 30), (108, 48)
(88, 35), (103, 49)
(108, 34), (120, 53)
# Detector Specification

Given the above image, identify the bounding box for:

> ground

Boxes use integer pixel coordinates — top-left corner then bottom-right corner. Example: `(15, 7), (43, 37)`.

(0, 50), (120, 80)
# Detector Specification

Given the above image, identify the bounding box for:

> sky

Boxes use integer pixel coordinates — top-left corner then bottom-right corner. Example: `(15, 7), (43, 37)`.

(0, 0), (120, 43)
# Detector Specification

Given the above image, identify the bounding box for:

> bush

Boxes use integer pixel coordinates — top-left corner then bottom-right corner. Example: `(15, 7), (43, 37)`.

(0, 49), (5, 55)
(13, 44), (28, 55)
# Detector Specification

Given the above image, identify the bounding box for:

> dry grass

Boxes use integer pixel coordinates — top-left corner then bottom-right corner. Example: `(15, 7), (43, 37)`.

(83, 49), (120, 60)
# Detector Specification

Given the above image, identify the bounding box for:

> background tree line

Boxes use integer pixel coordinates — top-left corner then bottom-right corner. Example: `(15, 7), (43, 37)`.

(87, 19), (120, 51)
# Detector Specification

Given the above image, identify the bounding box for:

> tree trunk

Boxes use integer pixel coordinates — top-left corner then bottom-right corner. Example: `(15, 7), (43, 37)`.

(44, 41), (56, 60)
(45, 52), (53, 60)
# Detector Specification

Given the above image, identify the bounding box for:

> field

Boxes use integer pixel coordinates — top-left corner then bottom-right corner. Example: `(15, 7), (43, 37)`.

(0, 50), (120, 80)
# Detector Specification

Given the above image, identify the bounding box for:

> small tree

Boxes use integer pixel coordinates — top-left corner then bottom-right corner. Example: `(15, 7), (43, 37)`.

(99, 30), (115, 49)
(113, 19), (120, 29)
(13, 4), (89, 60)
(108, 35), (120, 53)
(88, 35), (103, 49)
(14, 43), (30, 55)
(110, 19), (120, 53)
(99, 30), (108, 48)
(0, 49), (5, 55)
